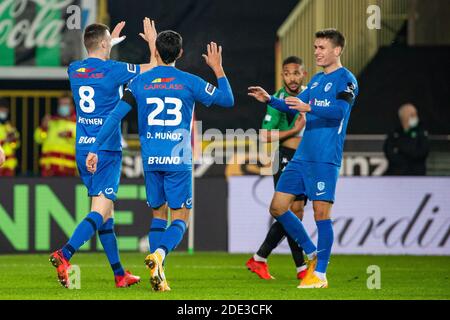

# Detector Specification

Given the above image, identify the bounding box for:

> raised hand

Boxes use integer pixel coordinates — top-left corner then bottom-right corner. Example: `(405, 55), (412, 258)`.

(86, 152), (98, 174)
(111, 21), (126, 40)
(202, 42), (224, 76)
(139, 17), (157, 45)
(285, 96), (311, 112)
(248, 86), (271, 103)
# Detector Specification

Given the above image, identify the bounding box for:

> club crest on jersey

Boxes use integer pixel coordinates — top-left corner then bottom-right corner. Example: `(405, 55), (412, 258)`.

(127, 63), (137, 73)
(324, 82), (333, 92)
(205, 83), (216, 96)
(152, 77), (175, 83)
(105, 188), (115, 195)
(317, 181), (326, 191)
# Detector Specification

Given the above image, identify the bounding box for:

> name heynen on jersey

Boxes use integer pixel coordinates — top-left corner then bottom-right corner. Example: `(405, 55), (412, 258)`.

(78, 117), (103, 126)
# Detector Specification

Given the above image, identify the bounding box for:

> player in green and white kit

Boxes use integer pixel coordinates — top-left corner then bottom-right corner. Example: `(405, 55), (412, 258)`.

(246, 56), (308, 280)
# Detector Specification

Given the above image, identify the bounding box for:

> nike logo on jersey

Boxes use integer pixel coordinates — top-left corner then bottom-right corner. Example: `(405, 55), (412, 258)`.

(316, 192), (326, 196)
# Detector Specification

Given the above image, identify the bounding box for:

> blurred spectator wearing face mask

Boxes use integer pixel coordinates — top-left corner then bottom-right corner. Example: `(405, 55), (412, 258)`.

(383, 103), (430, 175)
(0, 98), (20, 177)
(34, 94), (77, 177)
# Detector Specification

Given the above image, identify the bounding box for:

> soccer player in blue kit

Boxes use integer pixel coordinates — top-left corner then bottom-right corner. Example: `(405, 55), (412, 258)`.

(85, 30), (234, 291)
(49, 18), (158, 288)
(248, 29), (358, 288)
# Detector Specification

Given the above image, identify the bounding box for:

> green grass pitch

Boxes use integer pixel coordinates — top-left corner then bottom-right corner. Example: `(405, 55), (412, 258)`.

(0, 252), (449, 300)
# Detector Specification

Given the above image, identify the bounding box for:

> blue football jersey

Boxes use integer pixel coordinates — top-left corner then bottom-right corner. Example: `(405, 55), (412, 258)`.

(294, 67), (358, 166)
(68, 58), (140, 152)
(127, 65), (221, 171)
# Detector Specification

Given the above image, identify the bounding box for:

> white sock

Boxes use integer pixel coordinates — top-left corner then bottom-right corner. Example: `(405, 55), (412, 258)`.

(314, 271), (326, 281)
(297, 265), (307, 273)
(253, 254), (267, 263)
(155, 248), (166, 262)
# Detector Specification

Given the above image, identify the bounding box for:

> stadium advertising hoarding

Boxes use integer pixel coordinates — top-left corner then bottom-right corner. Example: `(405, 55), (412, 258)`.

(0, 178), (228, 253)
(0, 178), (150, 253)
(0, 0), (96, 79)
(228, 176), (450, 255)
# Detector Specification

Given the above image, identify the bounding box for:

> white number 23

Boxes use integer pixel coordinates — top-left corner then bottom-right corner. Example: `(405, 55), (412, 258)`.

(147, 97), (182, 126)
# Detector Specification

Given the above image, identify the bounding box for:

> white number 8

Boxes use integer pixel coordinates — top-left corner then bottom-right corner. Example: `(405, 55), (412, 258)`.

(79, 86), (96, 113)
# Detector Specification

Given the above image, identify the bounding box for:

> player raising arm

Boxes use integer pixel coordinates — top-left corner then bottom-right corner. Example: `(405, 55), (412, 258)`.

(49, 18), (157, 289)
(249, 29), (358, 289)
(86, 31), (233, 291)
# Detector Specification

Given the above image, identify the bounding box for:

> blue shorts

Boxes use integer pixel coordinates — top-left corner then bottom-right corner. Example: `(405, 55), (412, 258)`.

(76, 150), (122, 201)
(275, 160), (340, 202)
(144, 170), (192, 209)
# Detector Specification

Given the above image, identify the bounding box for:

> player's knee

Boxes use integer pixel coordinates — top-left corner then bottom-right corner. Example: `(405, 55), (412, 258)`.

(269, 202), (287, 217)
(170, 208), (190, 223)
(313, 208), (330, 221)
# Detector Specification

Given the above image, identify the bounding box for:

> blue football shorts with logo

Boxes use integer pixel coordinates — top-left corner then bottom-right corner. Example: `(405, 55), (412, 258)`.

(275, 159), (340, 203)
(144, 170), (193, 209)
(76, 150), (122, 201)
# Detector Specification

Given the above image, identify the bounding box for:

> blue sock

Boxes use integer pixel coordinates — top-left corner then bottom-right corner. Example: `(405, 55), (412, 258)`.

(276, 210), (317, 255)
(315, 219), (334, 274)
(98, 218), (124, 276)
(148, 218), (168, 253)
(157, 220), (187, 256)
(62, 211), (103, 261)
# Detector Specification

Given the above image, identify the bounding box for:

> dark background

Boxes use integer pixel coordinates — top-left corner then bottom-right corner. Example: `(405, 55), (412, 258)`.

(109, 0), (299, 133)
(1, 0), (449, 135)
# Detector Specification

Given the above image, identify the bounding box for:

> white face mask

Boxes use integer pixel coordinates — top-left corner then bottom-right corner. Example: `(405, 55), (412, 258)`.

(409, 117), (419, 128)
(0, 112), (8, 121)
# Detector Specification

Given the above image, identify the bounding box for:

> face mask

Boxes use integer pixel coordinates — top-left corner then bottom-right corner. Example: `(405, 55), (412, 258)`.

(58, 105), (71, 117)
(408, 117), (419, 128)
(0, 112), (8, 121)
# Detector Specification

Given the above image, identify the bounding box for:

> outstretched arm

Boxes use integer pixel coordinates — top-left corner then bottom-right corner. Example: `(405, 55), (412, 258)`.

(202, 42), (234, 107)
(285, 96), (348, 120)
(248, 86), (297, 116)
(139, 18), (158, 73)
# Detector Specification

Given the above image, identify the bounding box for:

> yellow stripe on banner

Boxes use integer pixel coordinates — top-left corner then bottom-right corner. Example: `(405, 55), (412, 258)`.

(40, 157), (76, 169)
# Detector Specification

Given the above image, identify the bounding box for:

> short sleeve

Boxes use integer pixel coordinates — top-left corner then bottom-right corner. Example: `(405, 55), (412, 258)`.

(109, 61), (140, 86)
